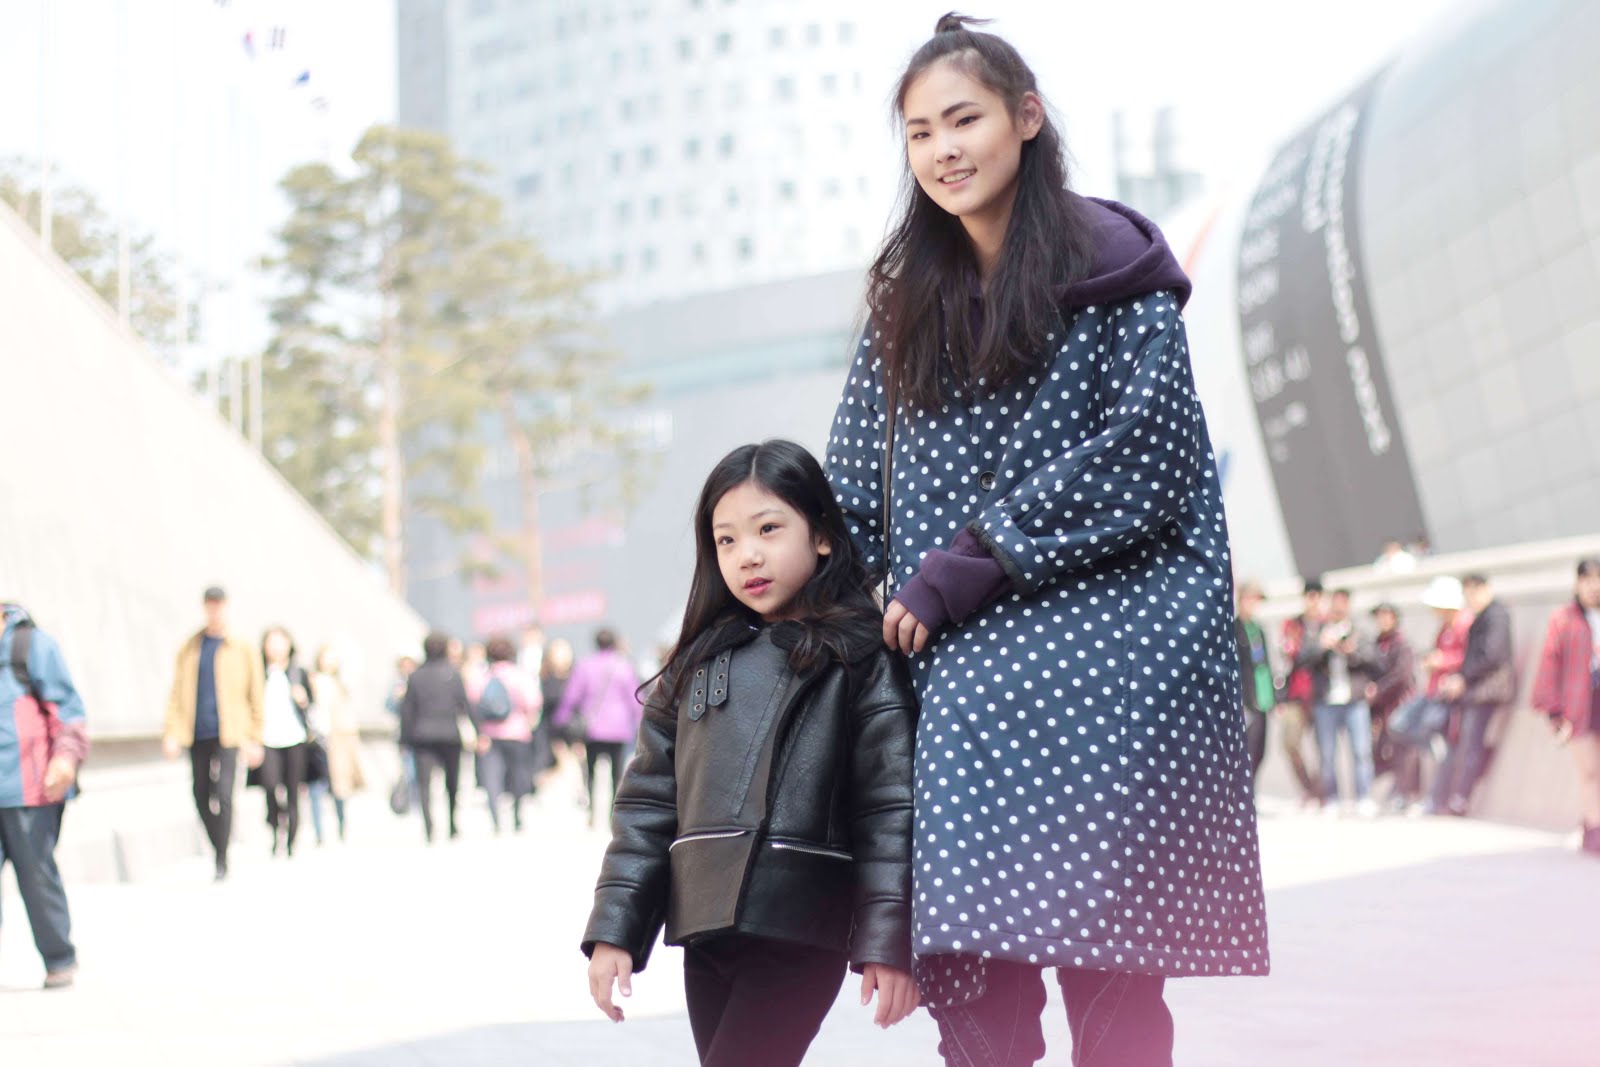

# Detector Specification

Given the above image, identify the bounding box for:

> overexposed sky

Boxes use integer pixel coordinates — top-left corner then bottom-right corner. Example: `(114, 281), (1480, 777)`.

(0, 0), (1468, 359)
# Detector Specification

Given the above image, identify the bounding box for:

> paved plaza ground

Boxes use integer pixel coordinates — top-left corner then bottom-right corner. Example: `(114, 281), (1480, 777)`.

(2, 754), (1597, 1066)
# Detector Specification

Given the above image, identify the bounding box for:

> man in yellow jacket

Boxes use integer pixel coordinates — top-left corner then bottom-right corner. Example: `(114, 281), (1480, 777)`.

(162, 588), (263, 881)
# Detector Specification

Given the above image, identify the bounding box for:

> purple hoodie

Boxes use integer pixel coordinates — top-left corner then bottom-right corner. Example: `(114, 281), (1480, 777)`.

(893, 196), (1193, 633)
(554, 649), (644, 744)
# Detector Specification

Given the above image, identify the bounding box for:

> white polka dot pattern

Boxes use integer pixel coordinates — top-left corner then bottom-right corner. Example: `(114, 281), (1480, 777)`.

(824, 294), (1269, 994)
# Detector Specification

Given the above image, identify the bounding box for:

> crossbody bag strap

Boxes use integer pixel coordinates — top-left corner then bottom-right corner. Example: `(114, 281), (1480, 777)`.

(880, 366), (897, 601)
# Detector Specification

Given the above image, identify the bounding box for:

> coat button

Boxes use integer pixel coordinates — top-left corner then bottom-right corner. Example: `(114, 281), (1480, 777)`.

(979, 471), (997, 492)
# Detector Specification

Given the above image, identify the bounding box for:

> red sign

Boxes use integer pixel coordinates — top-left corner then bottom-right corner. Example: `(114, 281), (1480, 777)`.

(540, 589), (609, 626)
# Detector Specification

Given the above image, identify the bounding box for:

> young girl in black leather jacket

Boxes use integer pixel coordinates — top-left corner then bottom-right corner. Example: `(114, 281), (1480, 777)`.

(582, 440), (919, 1066)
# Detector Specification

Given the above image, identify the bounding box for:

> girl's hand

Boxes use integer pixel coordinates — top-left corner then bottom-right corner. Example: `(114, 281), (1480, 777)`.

(882, 600), (930, 654)
(860, 963), (920, 1028)
(587, 943), (635, 1022)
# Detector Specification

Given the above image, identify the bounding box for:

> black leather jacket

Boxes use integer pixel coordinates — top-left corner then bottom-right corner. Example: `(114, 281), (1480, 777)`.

(581, 619), (917, 973)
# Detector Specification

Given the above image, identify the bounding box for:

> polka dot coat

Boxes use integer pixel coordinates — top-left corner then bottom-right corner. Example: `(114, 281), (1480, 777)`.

(825, 292), (1269, 998)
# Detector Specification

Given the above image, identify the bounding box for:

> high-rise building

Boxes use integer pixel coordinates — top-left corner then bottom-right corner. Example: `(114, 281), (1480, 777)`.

(397, 0), (906, 309)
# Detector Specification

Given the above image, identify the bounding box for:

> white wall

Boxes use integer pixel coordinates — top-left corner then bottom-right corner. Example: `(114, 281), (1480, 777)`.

(0, 206), (424, 738)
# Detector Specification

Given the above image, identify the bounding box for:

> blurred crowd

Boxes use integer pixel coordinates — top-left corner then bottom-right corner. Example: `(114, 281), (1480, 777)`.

(1235, 559), (1600, 855)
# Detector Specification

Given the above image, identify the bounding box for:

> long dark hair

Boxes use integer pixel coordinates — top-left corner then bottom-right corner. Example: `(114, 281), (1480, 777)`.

(651, 440), (880, 710)
(868, 12), (1094, 409)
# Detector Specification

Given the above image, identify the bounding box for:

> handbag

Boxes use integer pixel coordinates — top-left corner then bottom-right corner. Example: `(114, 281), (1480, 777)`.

(304, 738), (330, 784)
(388, 775), (411, 815)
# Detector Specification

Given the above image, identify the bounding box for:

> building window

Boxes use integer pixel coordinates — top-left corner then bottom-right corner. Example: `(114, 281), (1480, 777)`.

(736, 236), (754, 260)
(515, 173), (542, 197)
(616, 201), (633, 223)
(647, 196), (663, 219)
(839, 22), (855, 44)
(620, 98), (636, 120)
(770, 26), (787, 48)
(561, 163), (576, 187)
(677, 38), (694, 60)
(724, 82), (744, 107)
(806, 23), (821, 45)
(611, 250), (626, 272)
(715, 32), (733, 54)
(821, 73), (837, 95)
(778, 180), (796, 201)
(684, 138), (701, 160)
(610, 151), (625, 175)
(639, 145), (657, 169)
(727, 187), (741, 208)
(823, 179), (841, 199)
(718, 133), (736, 157)
(774, 77), (795, 100)
(641, 247), (657, 271)
(611, 49), (624, 74)
(692, 242), (706, 264)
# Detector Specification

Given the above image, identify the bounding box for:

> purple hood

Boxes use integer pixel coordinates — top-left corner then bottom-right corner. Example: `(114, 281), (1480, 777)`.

(1056, 195), (1191, 311)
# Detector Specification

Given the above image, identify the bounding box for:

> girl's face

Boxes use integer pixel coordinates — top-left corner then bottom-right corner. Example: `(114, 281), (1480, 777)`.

(547, 639), (574, 674)
(902, 59), (1043, 230)
(711, 481), (831, 622)
(264, 631), (291, 664)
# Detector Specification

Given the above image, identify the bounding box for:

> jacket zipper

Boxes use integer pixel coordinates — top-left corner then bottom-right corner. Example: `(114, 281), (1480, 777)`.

(669, 829), (748, 850)
(769, 840), (851, 861)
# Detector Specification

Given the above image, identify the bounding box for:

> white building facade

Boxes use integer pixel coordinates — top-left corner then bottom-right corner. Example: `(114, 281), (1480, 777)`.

(399, 0), (913, 309)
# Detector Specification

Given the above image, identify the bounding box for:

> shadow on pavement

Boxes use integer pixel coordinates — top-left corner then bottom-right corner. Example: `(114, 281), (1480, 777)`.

(296, 844), (1600, 1067)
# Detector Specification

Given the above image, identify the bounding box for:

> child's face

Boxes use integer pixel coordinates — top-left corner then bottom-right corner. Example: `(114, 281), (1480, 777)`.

(712, 481), (831, 622)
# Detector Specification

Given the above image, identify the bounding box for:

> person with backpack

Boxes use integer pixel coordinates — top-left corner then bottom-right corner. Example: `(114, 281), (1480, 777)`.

(554, 628), (643, 829)
(472, 636), (542, 834)
(0, 602), (89, 989)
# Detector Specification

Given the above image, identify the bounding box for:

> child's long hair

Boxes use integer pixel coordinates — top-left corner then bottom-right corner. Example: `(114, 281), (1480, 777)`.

(651, 440), (880, 710)
(868, 12), (1095, 409)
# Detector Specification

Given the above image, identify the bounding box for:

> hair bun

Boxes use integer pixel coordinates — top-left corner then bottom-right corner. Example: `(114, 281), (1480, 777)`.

(935, 11), (993, 34)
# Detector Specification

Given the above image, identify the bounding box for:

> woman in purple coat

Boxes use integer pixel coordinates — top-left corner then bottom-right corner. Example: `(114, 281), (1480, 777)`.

(555, 628), (643, 828)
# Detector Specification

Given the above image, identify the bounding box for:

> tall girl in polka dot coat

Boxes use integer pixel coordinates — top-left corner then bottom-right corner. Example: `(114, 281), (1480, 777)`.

(825, 15), (1268, 1066)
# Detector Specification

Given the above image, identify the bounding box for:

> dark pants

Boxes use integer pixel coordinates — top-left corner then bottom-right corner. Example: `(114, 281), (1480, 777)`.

(929, 960), (1173, 1067)
(683, 935), (847, 1067)
(260, 743), (308, 853)
(585, 740), (626, 823)
(0, 804), (75, 972)
(480, 738), (533, 833)
(1243, 708), (1268, 785)
(412, 741), (462, 841)
(1314, 701), (1374, 802)
(189, 739), (238, 865)
(1433, 702), (1496, 814)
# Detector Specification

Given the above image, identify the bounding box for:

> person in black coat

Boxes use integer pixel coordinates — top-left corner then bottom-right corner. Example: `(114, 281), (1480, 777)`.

(1432, 575), (1516, 815)
(399, 632), (475, 842)
(582, 441), (917, 1067)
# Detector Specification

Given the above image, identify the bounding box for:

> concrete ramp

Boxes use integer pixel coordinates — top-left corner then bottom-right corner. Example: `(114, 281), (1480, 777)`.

(0, 204), (423, 737)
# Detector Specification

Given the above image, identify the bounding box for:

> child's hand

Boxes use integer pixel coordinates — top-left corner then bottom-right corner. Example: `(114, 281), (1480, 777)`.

(860, 963), (920, 1028)
(587, 943), (635, 1022)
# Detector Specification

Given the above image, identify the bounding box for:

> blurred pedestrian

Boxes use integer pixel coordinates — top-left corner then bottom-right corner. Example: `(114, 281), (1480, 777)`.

(386, 654), (419, 810)
(162, 587), (263, 882)
(540, 637), (581, 800)
(1431, 575), (1516, 816)
(1386, 577), (1470, 812)
(1278, 580), (1327, 806)
(474, 636), (542, 834)
(1296, 589), (1378, 815)
(1374, 539), (1418, 574)
(555, 628), (642, 829)
(400, 633), (473, 843)
(1, 602), (89, 989)
(253, 626), (314, 858)
(1531, 558), (1600, 854)
(517, 622), (545, 679)
(1235, 581), (1274, 786)
(1365, 602), (1417, 808)
(307, 645), (365, 844)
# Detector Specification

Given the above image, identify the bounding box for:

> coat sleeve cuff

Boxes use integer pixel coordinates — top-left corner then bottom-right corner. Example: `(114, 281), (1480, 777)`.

(892, 528), (1014, 631)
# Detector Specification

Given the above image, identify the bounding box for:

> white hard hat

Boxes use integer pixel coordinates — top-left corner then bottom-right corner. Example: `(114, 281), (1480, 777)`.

(1421, 575), (1464, 611)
